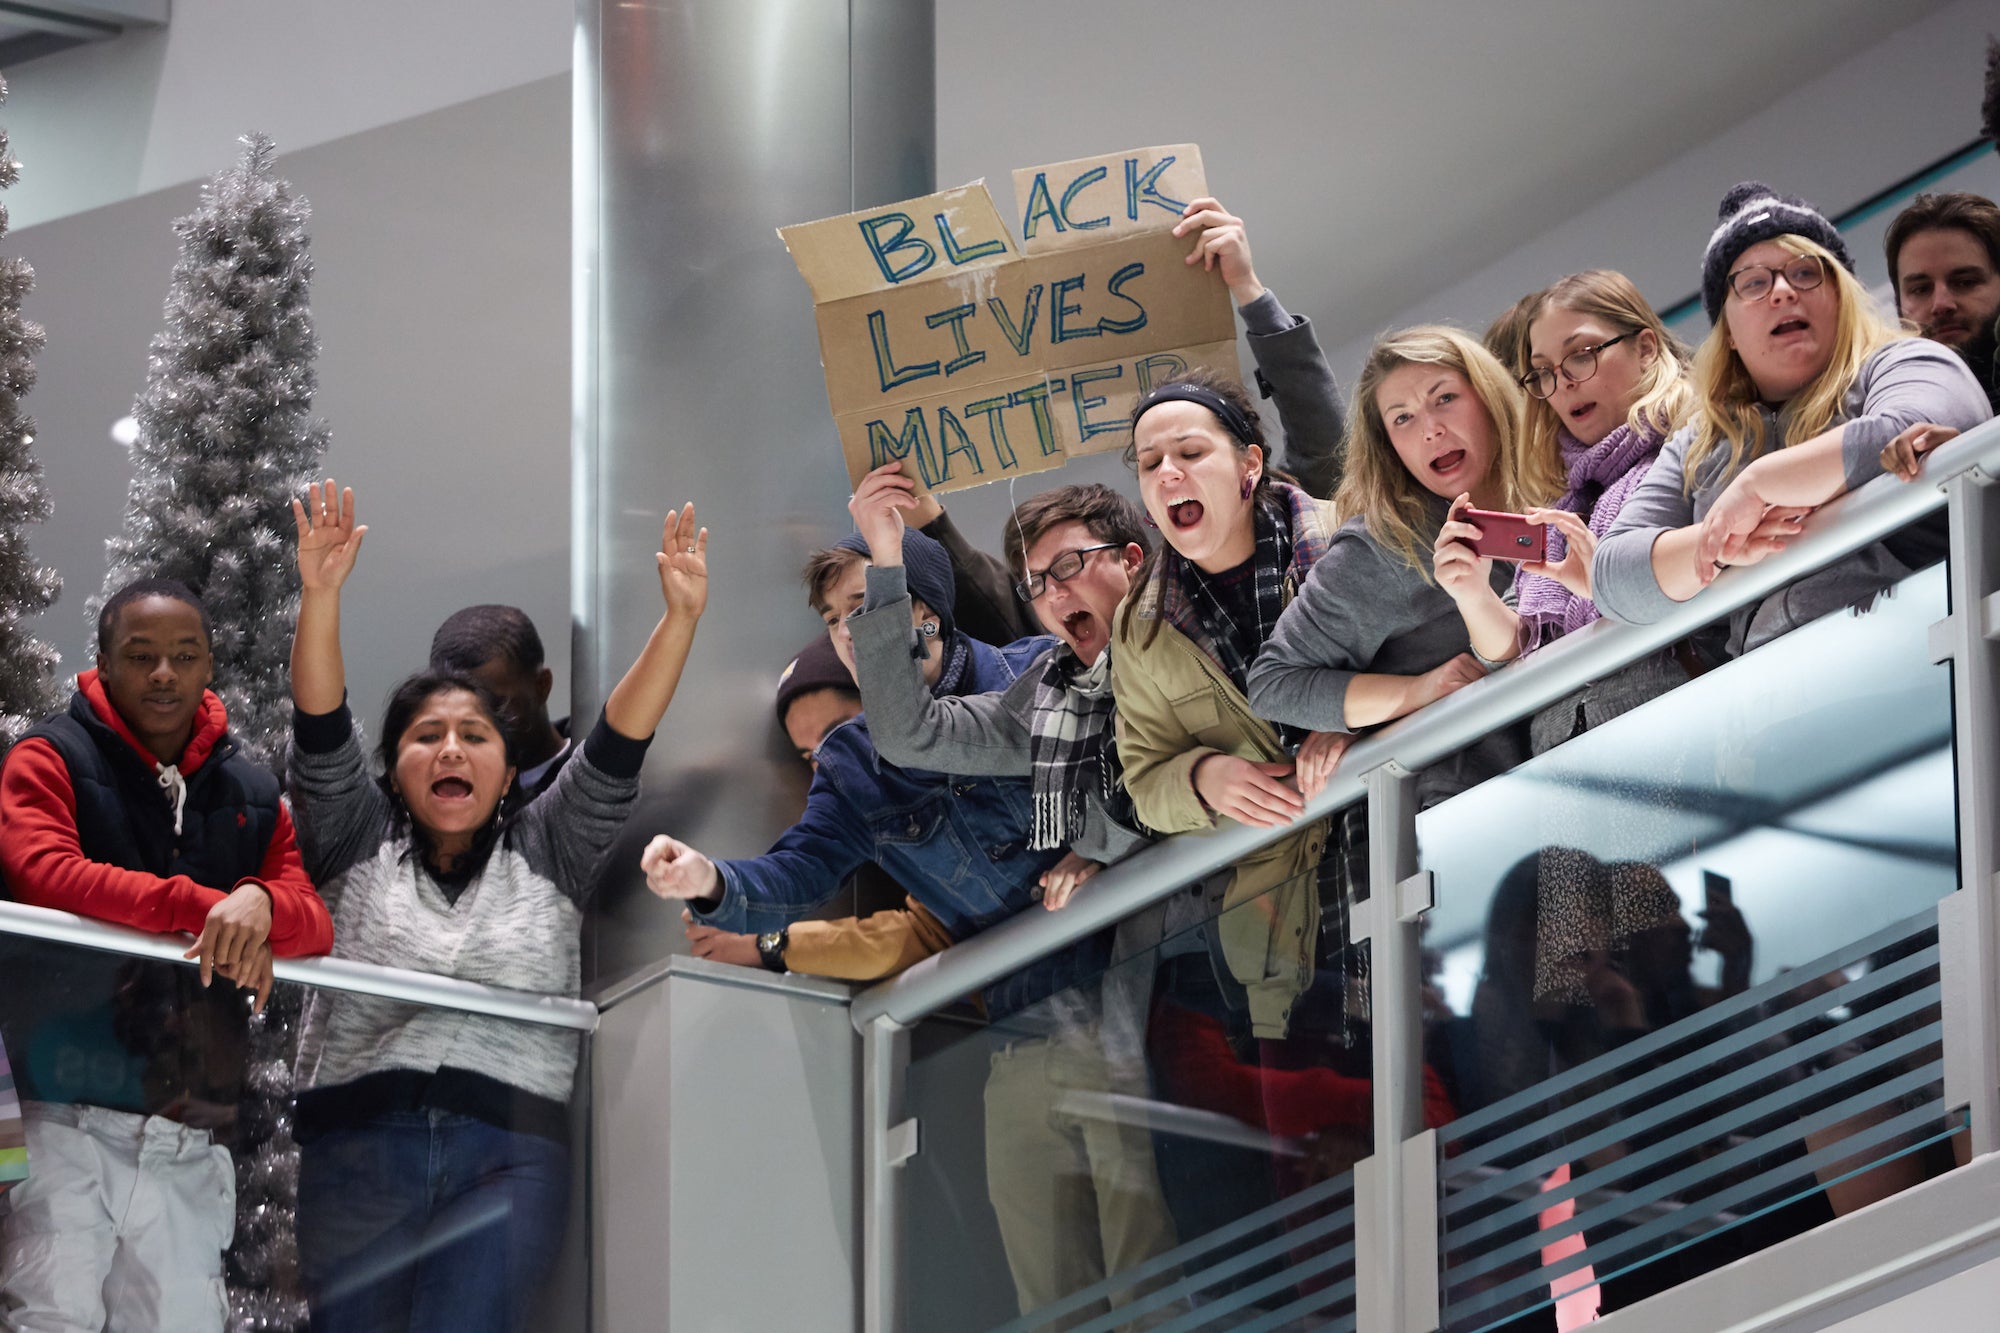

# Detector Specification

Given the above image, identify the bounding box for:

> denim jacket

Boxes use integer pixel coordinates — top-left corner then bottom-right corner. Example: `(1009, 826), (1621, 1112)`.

(699, 634), (1109, 1016)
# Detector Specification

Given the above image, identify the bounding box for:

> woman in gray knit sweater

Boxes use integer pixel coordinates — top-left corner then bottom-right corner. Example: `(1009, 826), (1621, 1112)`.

(283, 480), (709, 1333)
(1247, 325), (1534, 807)
(1593, 182), (1993, 650)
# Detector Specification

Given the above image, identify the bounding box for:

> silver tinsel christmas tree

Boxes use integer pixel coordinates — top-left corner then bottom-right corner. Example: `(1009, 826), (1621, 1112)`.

(0, 74), (63, 752)
(94, 132), (331, 769)
(95, 135), (330, 1333)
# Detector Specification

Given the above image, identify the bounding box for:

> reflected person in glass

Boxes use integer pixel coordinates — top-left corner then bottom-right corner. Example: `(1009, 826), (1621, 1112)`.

(1592, 181), (1993, 654)
(284, 480), (709, 1333)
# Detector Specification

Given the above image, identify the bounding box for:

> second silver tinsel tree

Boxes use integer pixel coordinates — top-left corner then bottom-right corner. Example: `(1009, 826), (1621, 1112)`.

(94, 133), (331, 768)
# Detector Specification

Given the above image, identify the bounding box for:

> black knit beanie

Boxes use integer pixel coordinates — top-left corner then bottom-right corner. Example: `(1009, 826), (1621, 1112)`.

(834, 526), (957, 640)
(773, 633), (856, 727)
(1701, 181), (1853, 324)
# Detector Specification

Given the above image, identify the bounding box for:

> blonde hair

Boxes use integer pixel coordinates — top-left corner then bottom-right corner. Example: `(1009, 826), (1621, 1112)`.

(1522, 270), (1695, 503)
(1483, 288), (1545, 380)
(1683, 235), (1908, 491)
(1335, 325), (1531, 580)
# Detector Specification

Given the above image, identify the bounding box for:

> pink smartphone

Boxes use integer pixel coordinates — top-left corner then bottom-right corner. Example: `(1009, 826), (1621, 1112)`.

(1460, 508), (1548, 563)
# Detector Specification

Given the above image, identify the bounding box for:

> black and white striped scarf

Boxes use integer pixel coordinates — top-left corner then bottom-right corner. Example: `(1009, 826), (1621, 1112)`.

(1026, 648), (1132, 851)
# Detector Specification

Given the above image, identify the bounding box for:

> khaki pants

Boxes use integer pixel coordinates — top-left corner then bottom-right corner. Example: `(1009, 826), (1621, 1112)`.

(0, 1102), (234, 1333)
(984, 1032), (1183, 1331)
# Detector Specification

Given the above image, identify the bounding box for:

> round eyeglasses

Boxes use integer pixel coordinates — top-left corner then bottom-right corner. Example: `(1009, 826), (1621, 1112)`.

(1520, 331), (1637, 400)
(1015, 543), (1119, 603)
(1726, 254), (1826, 304)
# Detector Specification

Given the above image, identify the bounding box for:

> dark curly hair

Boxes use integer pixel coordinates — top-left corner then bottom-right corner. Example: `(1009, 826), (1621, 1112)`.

(375, 670), (521, 887)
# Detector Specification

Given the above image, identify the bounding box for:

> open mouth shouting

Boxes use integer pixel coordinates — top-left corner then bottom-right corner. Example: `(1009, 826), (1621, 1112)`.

(1167, 497), (1204, 530)
(1429, 449), (1467, 478)
(1770, 316), (1811, 340)
(430, 775), (476, 803)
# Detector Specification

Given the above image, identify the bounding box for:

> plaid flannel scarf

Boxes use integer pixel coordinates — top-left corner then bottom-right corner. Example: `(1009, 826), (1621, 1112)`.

(1170, 497), (1293, 695)
(1026, 647), (1132, 851)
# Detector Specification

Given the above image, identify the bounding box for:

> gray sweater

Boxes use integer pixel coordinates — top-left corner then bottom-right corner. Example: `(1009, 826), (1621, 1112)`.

(287, 706), (646, 1103)
(1246, 507), (1523, 803)
(853, 564), (1149, 865)
(1593, 338), (1991, 649)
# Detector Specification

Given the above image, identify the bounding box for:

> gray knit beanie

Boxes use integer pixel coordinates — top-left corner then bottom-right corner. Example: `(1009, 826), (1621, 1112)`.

(835, 526), (957, 639)
(1701, 181), (1853, 324)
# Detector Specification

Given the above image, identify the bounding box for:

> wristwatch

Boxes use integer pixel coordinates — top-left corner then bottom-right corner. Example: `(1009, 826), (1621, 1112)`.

(755, 927), (790, 974)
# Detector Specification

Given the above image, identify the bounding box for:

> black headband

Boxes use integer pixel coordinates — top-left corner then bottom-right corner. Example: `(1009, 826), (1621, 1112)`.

(1133, 382), (1257, 445)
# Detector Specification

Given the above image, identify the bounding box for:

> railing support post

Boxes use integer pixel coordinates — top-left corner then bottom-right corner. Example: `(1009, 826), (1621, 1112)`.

(1357, 764), (1440, 1332)
(1941, 468), (2000, 1157)
(862, 1015), (911, 1333)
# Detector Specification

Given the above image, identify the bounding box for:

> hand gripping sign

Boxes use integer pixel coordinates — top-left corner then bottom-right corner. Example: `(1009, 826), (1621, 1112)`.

(780, 145), (1240, 494)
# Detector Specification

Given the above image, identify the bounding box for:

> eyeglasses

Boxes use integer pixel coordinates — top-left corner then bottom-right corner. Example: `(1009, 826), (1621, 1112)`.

(1726, 254), (1826, 303)
(1519, 332), (1637, 400)
(1015, 543), (1119, 603)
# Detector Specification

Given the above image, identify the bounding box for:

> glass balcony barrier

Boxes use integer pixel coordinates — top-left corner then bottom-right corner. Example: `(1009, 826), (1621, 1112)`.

(1418, 559), (1957, 1331)
(898, 855), (1372, 1332)
(857, 416), (2000, 1331)
(0, 911), (595, 1332)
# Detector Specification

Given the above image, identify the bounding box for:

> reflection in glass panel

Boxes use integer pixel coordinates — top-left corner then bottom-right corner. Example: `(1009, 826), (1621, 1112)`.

(903, 854), (1381, 1332)
(1415, 564), (1958, 1330)
(0, 935), (589, 1332)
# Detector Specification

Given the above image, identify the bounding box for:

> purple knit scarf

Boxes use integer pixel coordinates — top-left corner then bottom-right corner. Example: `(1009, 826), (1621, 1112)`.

(1515, 419), (1666, 645)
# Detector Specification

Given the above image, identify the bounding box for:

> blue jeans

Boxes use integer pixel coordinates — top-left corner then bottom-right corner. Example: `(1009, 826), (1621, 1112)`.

(296, 1110), (570, 1333)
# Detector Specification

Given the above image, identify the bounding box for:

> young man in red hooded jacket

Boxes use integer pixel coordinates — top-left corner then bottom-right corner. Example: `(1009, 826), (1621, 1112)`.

(0, 577), (332, 1332)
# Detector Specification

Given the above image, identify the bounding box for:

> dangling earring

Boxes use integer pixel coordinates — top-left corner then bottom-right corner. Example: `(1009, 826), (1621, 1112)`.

(1240, 473), (1258, 500)
(1143, 513), (1158, 529)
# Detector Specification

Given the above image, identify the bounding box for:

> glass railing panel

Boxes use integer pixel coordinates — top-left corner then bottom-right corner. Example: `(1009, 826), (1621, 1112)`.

(902, 842), (1382, 1332)
(0, 931), (592, 1332)
(1415, 561), (1958, 1330)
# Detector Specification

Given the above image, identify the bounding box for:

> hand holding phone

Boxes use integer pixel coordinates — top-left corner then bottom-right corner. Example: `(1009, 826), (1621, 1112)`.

(1460, 507), (1548, 563)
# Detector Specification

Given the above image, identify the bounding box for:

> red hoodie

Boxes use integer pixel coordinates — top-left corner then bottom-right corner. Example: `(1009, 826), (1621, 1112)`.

(0, 670), (332, 956)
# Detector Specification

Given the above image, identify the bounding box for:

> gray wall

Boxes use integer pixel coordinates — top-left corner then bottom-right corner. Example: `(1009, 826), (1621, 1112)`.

(14, 75), (571, 748)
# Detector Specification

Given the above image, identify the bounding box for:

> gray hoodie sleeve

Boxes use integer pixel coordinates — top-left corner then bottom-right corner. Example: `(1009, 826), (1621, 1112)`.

(512, 716), (649, 905)
(851, 563), (1037, 776)
(1246, 528), (1401, 732)
(1590, 423), (1699, 626)
(1241, 288), (1345, 502)
(1835, 338), (1994, 487)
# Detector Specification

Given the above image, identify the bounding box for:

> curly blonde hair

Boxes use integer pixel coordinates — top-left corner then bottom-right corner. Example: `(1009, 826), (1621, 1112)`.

(1335, 325), (1530, 579)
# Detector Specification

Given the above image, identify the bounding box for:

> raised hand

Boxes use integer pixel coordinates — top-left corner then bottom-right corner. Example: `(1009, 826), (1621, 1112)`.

(1294, 730), (1354, 800)
(656, 502), (709, 621)
(292, 479), (368, 590)
(1172, 196), (1263, 305)
(1193, 754), (1305, 829)
(1521, 508), (1597, 598)
(1037, 851), (1102, 911)
(641, 833), (720, 902)
(847, 461), (920, 567)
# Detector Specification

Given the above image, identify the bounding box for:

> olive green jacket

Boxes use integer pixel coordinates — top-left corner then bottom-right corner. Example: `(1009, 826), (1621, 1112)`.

(1109, 495), (1340, 1039)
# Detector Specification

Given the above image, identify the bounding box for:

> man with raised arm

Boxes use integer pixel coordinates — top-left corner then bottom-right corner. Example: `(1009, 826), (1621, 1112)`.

(0, 577), (332, 1332)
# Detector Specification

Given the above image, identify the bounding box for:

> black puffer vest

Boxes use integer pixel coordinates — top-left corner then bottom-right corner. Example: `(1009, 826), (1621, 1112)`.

(0, 691), (280, 1132)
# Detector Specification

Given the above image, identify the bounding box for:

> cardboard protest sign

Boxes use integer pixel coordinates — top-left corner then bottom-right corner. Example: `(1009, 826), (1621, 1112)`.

(779, 145), (1239, 493)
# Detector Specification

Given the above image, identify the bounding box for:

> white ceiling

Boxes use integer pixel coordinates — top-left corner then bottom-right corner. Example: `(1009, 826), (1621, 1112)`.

(937, 0), (1968, 360)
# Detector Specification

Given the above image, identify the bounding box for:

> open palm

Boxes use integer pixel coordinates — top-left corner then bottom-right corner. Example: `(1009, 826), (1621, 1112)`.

(657, 502), (709, 618)
(292, 479), (368, 590)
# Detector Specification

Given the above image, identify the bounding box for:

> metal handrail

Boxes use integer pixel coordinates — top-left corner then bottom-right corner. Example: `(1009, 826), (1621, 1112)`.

(851, 415), (2000, 1031)
(0, 900), (599, 1032)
